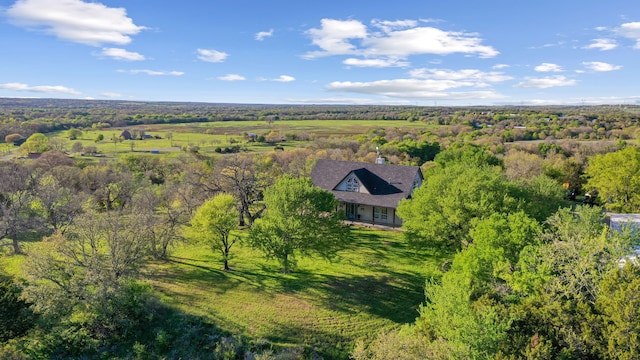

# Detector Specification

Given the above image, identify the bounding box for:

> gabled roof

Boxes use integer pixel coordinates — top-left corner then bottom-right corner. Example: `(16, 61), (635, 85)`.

(311, 159), (422, 209)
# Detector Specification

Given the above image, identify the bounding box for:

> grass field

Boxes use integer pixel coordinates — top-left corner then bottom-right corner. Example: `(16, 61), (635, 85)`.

(44, 119), (433, 160)
(1, 226), (441, 358)
(145, 226), (441, 357)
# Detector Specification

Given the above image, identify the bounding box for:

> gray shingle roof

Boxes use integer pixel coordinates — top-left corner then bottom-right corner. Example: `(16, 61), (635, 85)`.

(310, 159), (422, 208)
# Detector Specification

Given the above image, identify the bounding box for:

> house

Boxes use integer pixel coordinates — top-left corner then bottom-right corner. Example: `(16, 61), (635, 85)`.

(609, 214), (640, 267)
(119, 129), (132, 140)
(311, 159), (423, 227)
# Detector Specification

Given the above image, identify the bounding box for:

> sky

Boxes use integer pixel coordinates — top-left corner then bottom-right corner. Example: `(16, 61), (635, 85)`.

(1, 0), (639, 106)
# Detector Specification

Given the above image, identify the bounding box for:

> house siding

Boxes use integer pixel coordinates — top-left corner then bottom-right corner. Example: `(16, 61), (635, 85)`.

(341, 202), (400, 226)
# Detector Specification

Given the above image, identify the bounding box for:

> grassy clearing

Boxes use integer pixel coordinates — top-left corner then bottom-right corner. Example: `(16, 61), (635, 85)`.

(1, 227), (441, 358)
(46, 119), (433, 160)
(145, 227), (441, 358)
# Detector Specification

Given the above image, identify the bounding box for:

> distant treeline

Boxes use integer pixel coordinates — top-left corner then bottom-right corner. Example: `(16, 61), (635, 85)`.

(1, 97), (640, 142)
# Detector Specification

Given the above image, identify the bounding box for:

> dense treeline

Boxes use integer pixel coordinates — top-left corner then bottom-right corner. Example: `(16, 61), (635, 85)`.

(1, 98), (640, 146)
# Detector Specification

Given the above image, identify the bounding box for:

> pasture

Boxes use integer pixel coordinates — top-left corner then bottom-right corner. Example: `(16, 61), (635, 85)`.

(47, 119), (432, 159)
(1, 227), (440, 358)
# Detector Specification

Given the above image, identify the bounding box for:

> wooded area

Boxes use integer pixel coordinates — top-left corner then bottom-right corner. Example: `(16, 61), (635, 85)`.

(1, 99), (640, 359)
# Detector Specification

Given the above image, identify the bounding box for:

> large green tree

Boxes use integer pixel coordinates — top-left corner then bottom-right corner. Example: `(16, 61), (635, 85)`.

(397, 163), (522, 251)
(189, 193), (239, 271)
(248, 176), (349, 273)
(585, 146), (640, 212)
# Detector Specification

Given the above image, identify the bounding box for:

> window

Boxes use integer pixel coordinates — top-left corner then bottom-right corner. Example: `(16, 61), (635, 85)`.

(374, 207), (388, 221)
(346, 176), (360, 192)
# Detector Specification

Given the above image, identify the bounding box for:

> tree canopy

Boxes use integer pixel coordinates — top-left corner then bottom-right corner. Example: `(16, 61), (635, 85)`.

(247, 175), (350, 272)
(188, 193), (239, 270)
(585, 145), (640, 212)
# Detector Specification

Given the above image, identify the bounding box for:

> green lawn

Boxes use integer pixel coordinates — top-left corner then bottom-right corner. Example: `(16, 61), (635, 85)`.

(1, 227), (441, 358)
(46, 119), (434, 160)
(145, 227), (441, 358)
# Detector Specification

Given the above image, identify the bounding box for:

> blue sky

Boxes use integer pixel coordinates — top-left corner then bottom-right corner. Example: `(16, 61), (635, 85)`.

(1, 0), (639, 105)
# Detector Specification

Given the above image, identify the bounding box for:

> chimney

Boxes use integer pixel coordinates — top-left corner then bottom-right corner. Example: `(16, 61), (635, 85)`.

(375, 146), (386, 164)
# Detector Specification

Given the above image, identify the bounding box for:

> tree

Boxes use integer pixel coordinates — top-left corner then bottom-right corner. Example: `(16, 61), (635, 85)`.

(20, 133), (49, 153)
(22, 209), (153, 318)
(4, 133), (23, 145)
(189, 193), (239, 270)
(216, 155), (271, 227)
(248, 176), (350, 273)
(397, 164), (522, 251)
(585, 146), (640, 212)
(66, 128), (82, 139)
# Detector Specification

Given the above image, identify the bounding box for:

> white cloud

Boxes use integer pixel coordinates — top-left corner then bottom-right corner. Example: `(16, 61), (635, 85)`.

(582, 61), (622, 72)
(255, 29), (274, 41)
(100, 92), (122, 98)
(583, 38), (617, 51)
(304, 19), (368, 58)
(514, 75), (577, 88)
(492, 64), (510, 69)
(534, 63), (563, 72)
(343, 58), (409, 68)
(6, 0), (145, 46)
(273, 75), (295, 82)
(371, 19), (418, 33)
(409, 68), (512, 85)
(304, 18), (498, 60)
(100, 47), (145, 61)
(284, 97), (411, 105)
(616, 22), (640, 48)
(218, 74), (246, 81)
(118, 69), (184, 76)
(0, 82), (80, 94)
(326, 78), (504, 100)
(197, 48), (228, 63)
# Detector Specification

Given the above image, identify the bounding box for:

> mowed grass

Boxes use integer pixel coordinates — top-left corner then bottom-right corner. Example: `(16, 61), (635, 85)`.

(145, 227), (442, 358)
(1, 226), (442, 358)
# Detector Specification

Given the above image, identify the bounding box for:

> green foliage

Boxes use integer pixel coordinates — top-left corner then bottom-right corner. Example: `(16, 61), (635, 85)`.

(248, 176), (350, 272)
(585, 146), (640, 212)
(189, 193), (239, 270)
(20, 133), (49, 153)
(66, 128), (82, 139)
(433, 143), (502, 168)
(597, 265), (640, 359)
(0, 274), (36, 342)
(396, 139), (440, 164)
(397, 164), (522, 251)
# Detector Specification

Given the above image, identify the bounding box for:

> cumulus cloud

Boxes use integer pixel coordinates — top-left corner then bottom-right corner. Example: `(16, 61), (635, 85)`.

(304, 18), (498, 61)
(197, 48), (228, 63)
(584, 38), (617, 51)
(616, 22), (640, 48)
(218, 74), (246, 81)
(326, 78), (504, 100)
(273, 75), (295, 82)
(492, 64), (510, 69)
(100, 47), (145, 61)
(409, 68), (512, 85)
(582, 61), (622, 72)
(0, 82), (80, 94)
(534, 63), (563, 72)
(343, 58), (409, 68)
(514, 75), (577, 88)
(6, 0), (145, 46)
(255, 29), (274, 41)
(118, 69), (184, 76)
(285, 97), (411, 105)
(100, 92), (123, 98)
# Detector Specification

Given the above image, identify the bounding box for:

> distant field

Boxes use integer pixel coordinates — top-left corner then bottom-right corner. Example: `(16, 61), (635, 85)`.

(45, 119), (432, 159)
